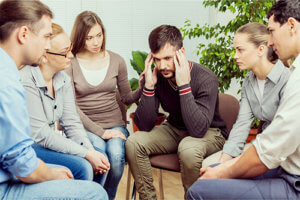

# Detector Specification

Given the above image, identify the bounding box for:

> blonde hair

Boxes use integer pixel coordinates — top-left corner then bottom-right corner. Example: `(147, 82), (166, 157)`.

(236, 22), (278, 63)
(51, 23), (64, 39)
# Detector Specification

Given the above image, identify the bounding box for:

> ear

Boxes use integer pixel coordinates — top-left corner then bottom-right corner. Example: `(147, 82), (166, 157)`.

(287, 17), (297, 34)
(258, 45), (265, 57)
(17, 26), (30, 45)
(180, 47), (185, 54)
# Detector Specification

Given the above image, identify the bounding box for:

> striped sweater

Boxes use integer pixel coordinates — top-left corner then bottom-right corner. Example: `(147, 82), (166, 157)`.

(134, 62), (228, 139)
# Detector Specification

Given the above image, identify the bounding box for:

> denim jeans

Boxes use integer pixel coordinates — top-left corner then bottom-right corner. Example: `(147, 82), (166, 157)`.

(86, 126), (129, 200)
(32, 143), (107, 186)
(0, 164), (108, 200)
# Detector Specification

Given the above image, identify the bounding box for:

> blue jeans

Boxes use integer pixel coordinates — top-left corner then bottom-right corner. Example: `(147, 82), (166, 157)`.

(32, 143), (107, 186)
(0, 164), (108, 200)
(86, 126), (129, 200)
(186, 167), (300, 200)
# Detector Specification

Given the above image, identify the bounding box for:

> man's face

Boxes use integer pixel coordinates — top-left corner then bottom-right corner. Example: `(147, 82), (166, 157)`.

(268, 15), (293, 60)
(25, 15), (52, 66)
(152, 43), (178, 79)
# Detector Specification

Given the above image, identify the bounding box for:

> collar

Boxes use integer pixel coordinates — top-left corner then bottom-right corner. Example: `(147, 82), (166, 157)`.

(265, 60), (285, 84)
(249, 59), (285, 84)
(0, 47), (19, 78)
(30, 67), (66, 91)
(290, 54), (300, 72)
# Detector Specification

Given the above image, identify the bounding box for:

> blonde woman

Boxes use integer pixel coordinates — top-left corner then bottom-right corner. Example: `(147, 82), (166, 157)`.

(219, 22), (290, 163)
(20, 23), (110, 190)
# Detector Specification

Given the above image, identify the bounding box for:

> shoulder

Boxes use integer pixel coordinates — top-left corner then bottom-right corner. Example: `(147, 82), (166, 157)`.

(191, 62), (218, 83)
(19, 66), (35, 85)
(108, 50), (125, 63)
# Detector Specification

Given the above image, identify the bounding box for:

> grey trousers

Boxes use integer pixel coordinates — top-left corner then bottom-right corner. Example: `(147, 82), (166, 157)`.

(186, 167), (300, 200)
(125, 122), (225, 200)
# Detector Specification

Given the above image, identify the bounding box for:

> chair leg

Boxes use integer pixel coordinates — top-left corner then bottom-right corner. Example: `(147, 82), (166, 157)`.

(126, 165), (131, 200)
(131, 182), (136, 200)
(158, 169), (164, 200)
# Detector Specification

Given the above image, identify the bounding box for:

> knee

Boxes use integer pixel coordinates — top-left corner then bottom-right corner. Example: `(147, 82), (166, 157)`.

(186, 182), (203, 200)
(108, 151), (125, 170)
(125, 132), (148, 160)
(178, 143), (204, 169)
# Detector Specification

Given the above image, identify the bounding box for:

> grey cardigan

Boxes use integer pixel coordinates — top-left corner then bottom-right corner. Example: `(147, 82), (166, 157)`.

(20, 66), (93, 158)
(223, 60), (290, 157)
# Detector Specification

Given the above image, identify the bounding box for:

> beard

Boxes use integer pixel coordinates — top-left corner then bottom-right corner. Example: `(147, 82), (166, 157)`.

(159, 69), (175, 79)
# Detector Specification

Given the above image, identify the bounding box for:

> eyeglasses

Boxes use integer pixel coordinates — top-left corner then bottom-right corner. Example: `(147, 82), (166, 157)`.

(46, 43), (73, 58)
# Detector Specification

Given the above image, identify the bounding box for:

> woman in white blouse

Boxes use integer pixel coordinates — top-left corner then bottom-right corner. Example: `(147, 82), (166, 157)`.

(219, 22), (290, 163)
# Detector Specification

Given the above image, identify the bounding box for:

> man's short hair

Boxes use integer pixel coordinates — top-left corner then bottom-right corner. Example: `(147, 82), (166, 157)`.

(0, 0), (53, 42)
(148, 25), (183, 53)
(267, 0), (300, 25)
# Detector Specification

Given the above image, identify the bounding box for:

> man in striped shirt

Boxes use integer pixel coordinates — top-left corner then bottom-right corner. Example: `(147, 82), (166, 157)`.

(126, 24), (227, 200)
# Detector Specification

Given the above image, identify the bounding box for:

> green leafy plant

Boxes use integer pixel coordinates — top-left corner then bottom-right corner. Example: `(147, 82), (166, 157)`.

(128, 51), (148, 93)
(181, 0), (275, 93)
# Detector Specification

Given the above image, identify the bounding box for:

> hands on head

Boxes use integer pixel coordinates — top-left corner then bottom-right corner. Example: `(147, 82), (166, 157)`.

(143, 53), (158, 90)
(174, 49), (191, 87)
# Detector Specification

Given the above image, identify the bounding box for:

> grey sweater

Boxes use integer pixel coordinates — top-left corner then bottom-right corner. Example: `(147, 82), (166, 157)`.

(134, 62), (228, 139)
(65, 50), (142, 137)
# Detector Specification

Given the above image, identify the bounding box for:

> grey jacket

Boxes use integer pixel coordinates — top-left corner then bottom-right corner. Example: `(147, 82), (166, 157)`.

(20, 66), (92, 158)
(223, 60), (290, 157)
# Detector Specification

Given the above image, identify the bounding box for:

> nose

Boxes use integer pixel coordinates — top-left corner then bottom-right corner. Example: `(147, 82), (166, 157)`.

(67, 51), (74, 59)
(92, 37), (99, 45)
(267, 36), (274, 47)
(233, 52), (238, 60)
(160, 59), (168, 70)
(45, 38), (51, 51)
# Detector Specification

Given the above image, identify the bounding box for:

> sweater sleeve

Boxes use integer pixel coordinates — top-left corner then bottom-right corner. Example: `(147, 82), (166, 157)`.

(117, 56), (143, 105)
(65, 66), (105, 137)
(134, 87), (160, 131)
(178, 76), (219, 138)
(59, 79), (93, 150)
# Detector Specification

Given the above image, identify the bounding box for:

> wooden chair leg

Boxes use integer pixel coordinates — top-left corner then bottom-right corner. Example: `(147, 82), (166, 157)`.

(126, 165), (131, 200)
(158, 169), (164, 200)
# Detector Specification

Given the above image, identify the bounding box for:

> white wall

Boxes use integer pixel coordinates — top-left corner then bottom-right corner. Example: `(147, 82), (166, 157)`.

(41, 0), (210, 77)
(21, 0), (242, 98)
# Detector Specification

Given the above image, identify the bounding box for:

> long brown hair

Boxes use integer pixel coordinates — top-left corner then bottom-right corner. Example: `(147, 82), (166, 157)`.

(236, 22), (278, 63)
(0, 0), (53, 42)
(70, 11), (106, 56)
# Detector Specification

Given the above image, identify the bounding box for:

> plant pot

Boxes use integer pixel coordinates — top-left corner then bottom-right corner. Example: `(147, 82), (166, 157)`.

(130, 112), (166, 132)
(246, 128), (258, 143)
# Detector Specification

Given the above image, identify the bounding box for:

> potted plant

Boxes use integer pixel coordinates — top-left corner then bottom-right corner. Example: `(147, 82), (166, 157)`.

(246, 118), (260, 143)
(128, 50), (166, 132)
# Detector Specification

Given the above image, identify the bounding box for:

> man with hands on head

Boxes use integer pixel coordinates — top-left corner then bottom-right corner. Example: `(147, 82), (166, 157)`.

(186, 0), (300, 199)
(125, 24), (227, 200)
